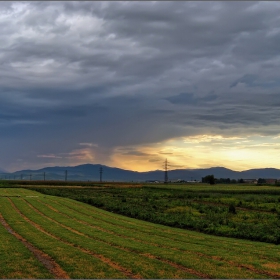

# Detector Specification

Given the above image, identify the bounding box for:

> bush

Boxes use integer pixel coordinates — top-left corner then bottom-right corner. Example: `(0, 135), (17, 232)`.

(228, 204), (236, 214)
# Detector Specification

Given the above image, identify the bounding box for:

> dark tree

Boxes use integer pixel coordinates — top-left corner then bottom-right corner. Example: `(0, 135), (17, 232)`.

(257, 178), (266, 184)
(202, 175), (215, 185)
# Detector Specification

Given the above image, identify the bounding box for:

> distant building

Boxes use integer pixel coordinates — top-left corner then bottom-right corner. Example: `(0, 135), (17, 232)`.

(175, 179), (185, 183)
(243, 179), (257, 184)
(145, 180), (160, 183)
(265, 179), (277, 184)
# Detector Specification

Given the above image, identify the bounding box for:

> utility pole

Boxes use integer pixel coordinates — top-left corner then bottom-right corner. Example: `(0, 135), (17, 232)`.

(44, 172), (45, 181)
(164, 159), (169, 184)
(21, 174), (23, 180)
(29, 174), (32, 181)
(100, 166), (103, 182)
(65, 170), (67, 182)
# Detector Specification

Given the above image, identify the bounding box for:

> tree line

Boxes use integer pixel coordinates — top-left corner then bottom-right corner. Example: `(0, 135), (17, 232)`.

(202, 175), (274, 185)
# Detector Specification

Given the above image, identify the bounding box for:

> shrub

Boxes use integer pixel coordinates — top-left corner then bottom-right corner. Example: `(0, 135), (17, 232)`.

(228, 204), (236, 214)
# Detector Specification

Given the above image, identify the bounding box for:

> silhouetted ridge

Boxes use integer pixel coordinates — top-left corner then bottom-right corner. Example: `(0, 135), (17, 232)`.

(4, 164), (280, 182)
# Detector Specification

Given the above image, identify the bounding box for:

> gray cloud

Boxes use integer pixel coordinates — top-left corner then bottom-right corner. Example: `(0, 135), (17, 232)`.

(166, 93), (218, 105)
(230, 74), (258, 88)
(1, 1), (280, 171)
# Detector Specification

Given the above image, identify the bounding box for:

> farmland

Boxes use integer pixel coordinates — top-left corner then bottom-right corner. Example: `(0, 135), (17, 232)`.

(1, 187), (280, 278)
(31, 183), (280, 244)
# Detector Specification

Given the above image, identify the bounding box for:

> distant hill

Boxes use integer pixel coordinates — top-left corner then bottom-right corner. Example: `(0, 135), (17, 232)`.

(0, 168), (7, 173)
(3, 164), (280, 182)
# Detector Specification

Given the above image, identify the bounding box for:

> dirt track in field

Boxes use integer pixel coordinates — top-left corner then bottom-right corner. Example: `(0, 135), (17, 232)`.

(0, 213), (69, 279)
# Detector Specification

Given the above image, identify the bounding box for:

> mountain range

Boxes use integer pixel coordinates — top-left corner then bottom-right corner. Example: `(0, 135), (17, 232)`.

(0, 168), (6, 173)
(1, 164), (280, 182)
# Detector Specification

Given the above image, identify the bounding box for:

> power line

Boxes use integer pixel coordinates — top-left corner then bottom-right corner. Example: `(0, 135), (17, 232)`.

(100, 166), (103, 182)
(164, 158), (169, 184)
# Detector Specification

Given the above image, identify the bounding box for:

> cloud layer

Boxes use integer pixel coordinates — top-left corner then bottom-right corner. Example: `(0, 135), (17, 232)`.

(1, 1), (280, 171)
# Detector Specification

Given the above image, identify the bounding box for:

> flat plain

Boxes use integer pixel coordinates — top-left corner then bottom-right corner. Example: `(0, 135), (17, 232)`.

(1, 187), (280, 279)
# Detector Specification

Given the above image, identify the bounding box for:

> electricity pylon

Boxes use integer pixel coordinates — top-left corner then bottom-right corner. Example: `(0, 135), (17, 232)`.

(100, 166), (103, 182)
(164, 159), (169, 184)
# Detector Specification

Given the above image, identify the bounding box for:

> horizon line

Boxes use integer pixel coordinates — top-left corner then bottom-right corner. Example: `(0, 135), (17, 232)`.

(1, 163), (280, 174)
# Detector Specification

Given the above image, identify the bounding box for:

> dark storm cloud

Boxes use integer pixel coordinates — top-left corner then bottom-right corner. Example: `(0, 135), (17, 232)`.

(166, 93), (218, 105)
(230, 75), (258, 88)
(1, 1), (280, 170)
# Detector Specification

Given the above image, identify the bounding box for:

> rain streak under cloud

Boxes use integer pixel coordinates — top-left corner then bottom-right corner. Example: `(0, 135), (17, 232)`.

(1, 1), (280, 172)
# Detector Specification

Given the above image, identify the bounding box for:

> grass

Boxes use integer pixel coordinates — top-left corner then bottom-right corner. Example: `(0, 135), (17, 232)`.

(0, 194), (126, 278)
(10, 198), (192, 278)
(1, 187), (280, 278)
(0, 216), (53, 279)
(30, 184), (280, 244)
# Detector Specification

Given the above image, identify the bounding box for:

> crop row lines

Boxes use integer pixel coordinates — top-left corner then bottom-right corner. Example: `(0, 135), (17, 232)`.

(0, 212), (69, 279)
(7, 196), (201, 279)
(20, 197), (271, 279)
(2, 187), (279, 279)
(1, 198), (130, 278)
(38, 198), (278, 279)
(22, 198), (210, 279)
(49, 196), (280, 262)
(7, 198), (141, 279)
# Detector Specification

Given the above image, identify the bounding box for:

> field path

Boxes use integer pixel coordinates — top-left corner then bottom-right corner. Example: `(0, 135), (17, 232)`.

(0, 213), (69, 279)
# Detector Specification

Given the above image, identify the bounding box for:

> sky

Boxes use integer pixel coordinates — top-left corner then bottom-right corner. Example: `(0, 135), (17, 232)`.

(1, 1), (280, 172)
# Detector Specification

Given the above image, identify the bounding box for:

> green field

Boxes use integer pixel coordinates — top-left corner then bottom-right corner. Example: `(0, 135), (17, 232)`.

(31, 183), (280, 244)
(1, 187), (280, 279)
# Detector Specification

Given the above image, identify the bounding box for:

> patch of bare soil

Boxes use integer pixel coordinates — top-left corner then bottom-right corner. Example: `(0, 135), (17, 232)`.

(0, 212), (69, 279)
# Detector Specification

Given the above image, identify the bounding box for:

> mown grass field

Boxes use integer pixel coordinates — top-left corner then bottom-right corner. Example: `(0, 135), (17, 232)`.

(1, 187), (280, 279)
(31, 183), (280, 244)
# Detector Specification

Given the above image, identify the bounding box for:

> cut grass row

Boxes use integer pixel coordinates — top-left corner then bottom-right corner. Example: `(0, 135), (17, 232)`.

(48, 194), (280, 258)
(8, 197), (204, 279)
(20, 198), (242, 278)
(43, 195), (280, 276)
(30, 185), (280, 244)
(0, 214), (53, 279)
(0, 197), (127, 279)
(1, 191), (199, 278)
(1, 188), (280, 278)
